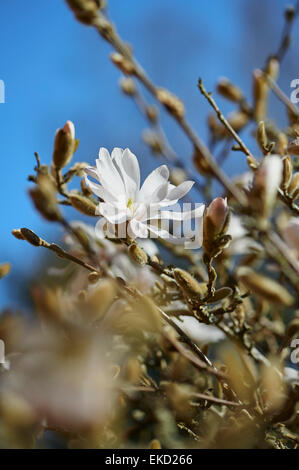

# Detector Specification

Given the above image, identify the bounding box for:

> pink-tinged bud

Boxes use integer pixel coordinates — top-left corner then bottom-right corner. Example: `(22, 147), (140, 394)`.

(206, 197), (228, 232)
(52, 120), (76, 169)
(251, 155), (283, 219)
(63, 120), (75, 139)
(203, 198), (230, 255)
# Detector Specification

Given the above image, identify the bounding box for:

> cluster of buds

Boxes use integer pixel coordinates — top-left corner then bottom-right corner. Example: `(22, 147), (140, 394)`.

(202, 197), (231, 258)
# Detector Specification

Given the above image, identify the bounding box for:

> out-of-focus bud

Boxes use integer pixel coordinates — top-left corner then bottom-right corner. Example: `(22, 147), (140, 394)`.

(69, 194), (97, 216)
(0, 262), (11, 279)
(145, 105), (158, 124)
(219, 343), (256, 403)
(193, 146), (212, 176)
(287, 137), (299, 156)
(277, 132), (288, 156)
(142, 129), (163, 155)
(173, 268), (206, 298)
(257, 121), (268, 152)
(281, 155), (293, 191)
(128, 243), (148, 265)
(253, 69), (268, 122)
(110, 52), (135, 75)
(237, 266), (294, 306)
(150, 439), (161, 449)
(227, 111), (249, 133)
(169, 168), (187, 187)
(250, 155), (283, 219)
(52, 121), (76, 169)
(85, 279), (117, 321)
(162, 382), (194, 420)
(265, 57), (279, 81)
(32, 285), (63, 324)
(260, 360), (286, 416)
(287, 172), (299, 200)
(29, 174), (62, 222)
(119, 77), (136, 95)
(282, 217), (299, 258)
(0, 392), (37, 428)
(217, 77), (243, 102)
(285, 313), (299, 341)
(285, 4), (296, 21)
(65, 0), (99, 25)
(156, 88), (185, 119)
(88, 271), (102, 283)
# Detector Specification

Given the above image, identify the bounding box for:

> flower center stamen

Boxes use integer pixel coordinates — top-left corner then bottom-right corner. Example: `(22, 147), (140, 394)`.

(127, 197), (133, 210)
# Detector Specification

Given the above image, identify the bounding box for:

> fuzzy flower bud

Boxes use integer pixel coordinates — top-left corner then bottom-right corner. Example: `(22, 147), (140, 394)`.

(69, 194), (97, 216)
(29, 174), (62, 222)
(128, 243), (148, 266)
(110, 52), (135, 75)
(156, 88), (185, 119)
(52, 121), (76, 170)
(257, 121), (268, 152)
(253, 69), (268, 122)
(217, 77), (243, 102)
(119, 77), (136, 95)
(173, 268), (206, 298)
(65, 0), (99, 25)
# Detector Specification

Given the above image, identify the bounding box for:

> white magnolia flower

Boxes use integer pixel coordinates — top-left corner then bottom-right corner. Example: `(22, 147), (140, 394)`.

(85, 148), (204, 243)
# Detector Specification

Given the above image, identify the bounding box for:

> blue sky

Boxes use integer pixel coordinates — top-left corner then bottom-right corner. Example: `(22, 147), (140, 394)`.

(0, 0), (298, 307)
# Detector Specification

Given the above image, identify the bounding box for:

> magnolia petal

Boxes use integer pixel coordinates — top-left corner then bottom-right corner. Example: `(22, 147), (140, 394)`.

(97, 147), (126, 197)
(157, 204), (205, 221)
(166, 180), (194, 201)
(84, 166), (100, 181)
(128, 219), (148, 239)
(84, 176), (118, 203)
(122, 148), (141, 198)
(98, 202), (128, 224)
(138, 165), (169, 202)
(148, 182), (169, 204)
